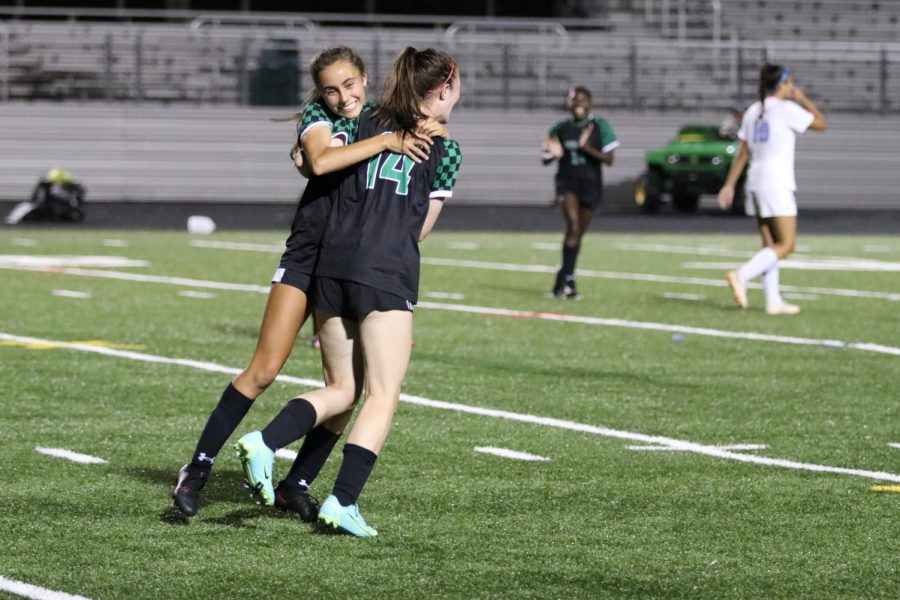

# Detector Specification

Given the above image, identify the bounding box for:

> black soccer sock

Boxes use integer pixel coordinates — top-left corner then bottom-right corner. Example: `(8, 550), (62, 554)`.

(190, 382), (253, 470)
(260, 397), (317, 451)
(331, 444), (378, 507)
(284, 426), (341, 490)
(562, 243), (580, 280)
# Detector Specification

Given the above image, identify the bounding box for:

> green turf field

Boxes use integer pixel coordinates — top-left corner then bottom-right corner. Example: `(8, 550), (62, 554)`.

(1, 228), (897, 599)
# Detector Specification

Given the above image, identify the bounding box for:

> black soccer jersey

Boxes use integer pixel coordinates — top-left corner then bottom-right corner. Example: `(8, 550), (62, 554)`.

(549, 116), (619, 182)
(280, 100), (374, 274)
(314, 111), (462, 303)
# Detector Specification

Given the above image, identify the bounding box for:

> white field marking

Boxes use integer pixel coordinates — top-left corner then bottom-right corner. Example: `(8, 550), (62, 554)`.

(51, 290), (92, 299)
(531, 242), (559, 251)
(0, 255), (147, 269)
(424, 291), (466, 300)
(615, 242), (749, 258)
(682, 259), (900, 273)
(419, 300), (900, 357)
(183, 241), (900, 302)
(627, 444), (768, 452)
(889, 443), (900, 450)
(35, 447), (107, 464)
(3, 331), (900, 484)
(178, 290), (216, 299)
(2, 267), (898, 357)
(275, 448), (298, 461)
(419, 257), (900, 302)
(190, 239), (282, 253)
(474, 446), (550, 461)
(11, 267), (271, 294)
(616, 242), (888, 266)
(12, 238), (37, 247)
(446, 241), (479, 250)
(662, 292), (706, 301)
(0, 576), (91, 600)
(782, 292), (820, 301)
(102, 239), (129, 248)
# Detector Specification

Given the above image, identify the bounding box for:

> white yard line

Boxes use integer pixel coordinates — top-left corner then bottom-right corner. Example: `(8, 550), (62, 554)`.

(531, 242), (559, 251)
(34, 447), (107, 464)
(781, 293), (821, 301)
(683, 260), (900, 272)
(615, 242), (749, 257)
(419, 300), (900, 357)
(424, 291), (466, 300)
(627, 444), (768, 452)
(178, 290), (216, 299)
(662, 292), (706, 301)
(51, 290), (92, 299)
(446, 241), (479, 250)
(419, 257), (900, 302)
(0, 576), (90, 600)
(474, 447), (550, 461)
(889, 443), (900, 450)
(615, 242), (898, 267)
(2, 331), (899, 484)
(3, 266), (898, 356)
(190, 240), (282, 253)
(185, 241), (900, 301)
(0, 256), (147, 269)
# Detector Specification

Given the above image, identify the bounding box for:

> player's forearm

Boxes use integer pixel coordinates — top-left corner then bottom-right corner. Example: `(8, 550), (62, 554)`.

(723, 144), (749, 188)
(419, 199), (445, 241)
(306, 135), (390, 176)
(581, 145), (613, 165)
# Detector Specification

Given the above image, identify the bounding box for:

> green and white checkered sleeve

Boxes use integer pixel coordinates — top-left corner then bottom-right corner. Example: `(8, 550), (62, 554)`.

(430, 139), (462, 200)
(298, 100), (334, 141)
(330, 116), (359, 145)
(548, 120), (563, 139)
(596, 118), (620, 153)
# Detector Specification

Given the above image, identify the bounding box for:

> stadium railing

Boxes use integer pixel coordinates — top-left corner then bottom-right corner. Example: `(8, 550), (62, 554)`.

(0, 7), (898, 113)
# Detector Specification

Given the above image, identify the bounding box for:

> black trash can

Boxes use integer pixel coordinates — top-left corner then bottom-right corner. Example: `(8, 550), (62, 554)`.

(250, 40), (300, 106)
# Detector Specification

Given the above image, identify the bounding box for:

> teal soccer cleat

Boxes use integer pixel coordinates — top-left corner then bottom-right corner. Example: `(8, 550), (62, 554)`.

(234, 431), (275, 506)
(317, 495), (378, 537)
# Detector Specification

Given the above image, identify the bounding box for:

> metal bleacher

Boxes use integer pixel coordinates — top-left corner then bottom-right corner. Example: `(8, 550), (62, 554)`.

(1, 4), (898, 210)
(723, 0), (900, 43)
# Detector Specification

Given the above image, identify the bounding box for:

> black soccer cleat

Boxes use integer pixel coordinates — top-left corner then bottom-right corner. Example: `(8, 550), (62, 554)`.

(274, 480), (320, 523)
(552, 270), (567, 298)
(172, 464), (210, 517)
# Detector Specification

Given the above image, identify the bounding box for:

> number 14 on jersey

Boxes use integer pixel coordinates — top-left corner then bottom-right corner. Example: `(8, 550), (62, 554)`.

(366, 153), (415, 196)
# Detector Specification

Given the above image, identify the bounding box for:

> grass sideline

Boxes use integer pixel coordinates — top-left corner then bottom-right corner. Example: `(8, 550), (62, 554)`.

(0, 228), (898, 599)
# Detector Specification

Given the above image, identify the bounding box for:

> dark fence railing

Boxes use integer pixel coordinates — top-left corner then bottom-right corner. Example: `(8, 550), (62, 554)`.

(1, 14), (897, 113)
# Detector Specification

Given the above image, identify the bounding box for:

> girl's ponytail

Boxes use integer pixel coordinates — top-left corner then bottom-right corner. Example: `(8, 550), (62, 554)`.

(758, 63), (784, 120)
(374, 47), (457, 136)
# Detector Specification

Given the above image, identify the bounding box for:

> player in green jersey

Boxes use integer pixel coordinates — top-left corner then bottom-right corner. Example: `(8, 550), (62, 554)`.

(542, 86), (619, 298)
(173, 46), (442, 519)
(235, 47), (462, 537)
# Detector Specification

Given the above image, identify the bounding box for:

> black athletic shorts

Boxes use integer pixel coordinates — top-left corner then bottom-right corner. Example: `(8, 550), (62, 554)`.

(271, 262), (313, 293)
(313, 276), (413, 321)
(556, 177), (602, 210)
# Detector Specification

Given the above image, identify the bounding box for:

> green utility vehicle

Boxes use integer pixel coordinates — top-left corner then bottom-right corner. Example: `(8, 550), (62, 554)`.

(635, 125), (745, 214)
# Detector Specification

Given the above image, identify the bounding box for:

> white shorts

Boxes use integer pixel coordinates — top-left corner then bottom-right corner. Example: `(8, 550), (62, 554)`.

(745, 188), (797, 218)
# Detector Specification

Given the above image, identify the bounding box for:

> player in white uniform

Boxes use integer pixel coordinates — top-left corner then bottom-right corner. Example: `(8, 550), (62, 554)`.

(717, 64), (827, 314)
